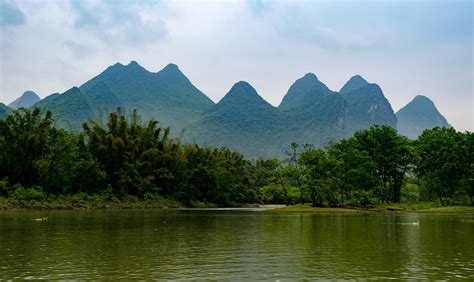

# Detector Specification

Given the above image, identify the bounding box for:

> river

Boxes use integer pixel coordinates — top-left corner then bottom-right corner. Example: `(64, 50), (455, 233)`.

(1, 209), (473, 280)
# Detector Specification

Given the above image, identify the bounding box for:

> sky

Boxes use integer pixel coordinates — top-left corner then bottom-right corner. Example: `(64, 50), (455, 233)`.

(0, 0), (473, 131)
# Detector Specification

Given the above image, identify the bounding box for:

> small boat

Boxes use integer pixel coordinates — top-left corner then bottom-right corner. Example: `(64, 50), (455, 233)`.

(33, 217), (48, 221)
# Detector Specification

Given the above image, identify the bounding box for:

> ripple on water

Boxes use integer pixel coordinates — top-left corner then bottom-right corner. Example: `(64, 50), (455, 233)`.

(0, 210), (473, 280)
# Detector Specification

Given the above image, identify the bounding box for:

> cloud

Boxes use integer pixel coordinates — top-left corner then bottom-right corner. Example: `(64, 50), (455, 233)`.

(243, 1), (382, 53)
(69, 0), (168, 46)
(63, 40), (95, 58)
(0, 1), (25, 27)
(0, 0), (472, 131)
(246, 0), (272, 16)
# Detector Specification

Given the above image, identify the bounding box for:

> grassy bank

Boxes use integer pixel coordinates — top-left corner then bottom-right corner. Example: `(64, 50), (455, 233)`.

(0, 193), (264, 211)
(268, 204), (363, 213)
(0, 193), (184, 211)
(379, 202), (474, 213)
(2, 195), (473, 213)
(269, 203), (474, 213)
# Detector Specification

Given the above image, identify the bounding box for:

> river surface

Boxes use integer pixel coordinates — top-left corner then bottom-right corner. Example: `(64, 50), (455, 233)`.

(0, 209), (473, 280)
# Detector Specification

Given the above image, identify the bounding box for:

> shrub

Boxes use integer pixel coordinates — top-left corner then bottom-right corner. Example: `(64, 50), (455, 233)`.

(11, 184), (46, 201)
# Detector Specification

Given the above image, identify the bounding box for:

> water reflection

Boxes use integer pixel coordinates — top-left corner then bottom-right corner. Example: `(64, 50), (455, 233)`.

(0, 210), (472, 280)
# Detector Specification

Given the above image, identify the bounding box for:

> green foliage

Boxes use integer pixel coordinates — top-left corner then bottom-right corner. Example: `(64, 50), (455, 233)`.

(0, 108), (470, 209)
(415, 127), (473, 205)
(270, 125), (471, 207)
(260, 184), (299, 204)
(10, 184), (46, 202)
(0, 108), (77, 193)
(352, 125), (412, 203)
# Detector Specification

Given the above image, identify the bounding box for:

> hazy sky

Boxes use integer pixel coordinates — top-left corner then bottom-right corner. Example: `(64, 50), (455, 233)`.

(1, 0), (472, 130)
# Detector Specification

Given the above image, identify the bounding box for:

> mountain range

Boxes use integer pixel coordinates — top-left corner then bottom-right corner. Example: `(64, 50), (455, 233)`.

(1, 61), (451, 157)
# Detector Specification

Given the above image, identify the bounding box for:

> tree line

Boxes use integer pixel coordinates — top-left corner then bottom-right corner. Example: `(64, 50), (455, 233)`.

(0, 108), (472, 207)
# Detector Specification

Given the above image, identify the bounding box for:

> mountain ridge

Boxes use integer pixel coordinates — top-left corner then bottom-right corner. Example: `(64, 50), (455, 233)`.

(3, 61), (452, 157)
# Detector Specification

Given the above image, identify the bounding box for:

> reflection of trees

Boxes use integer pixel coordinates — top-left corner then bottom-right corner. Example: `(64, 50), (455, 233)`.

(1, 211), (473, 279)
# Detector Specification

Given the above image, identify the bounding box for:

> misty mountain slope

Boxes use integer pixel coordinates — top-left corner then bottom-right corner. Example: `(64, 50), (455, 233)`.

(7, 61), (446, 158)
(343, 82), (397, 132)
(190, 81), (285, 158)
(278, 73), (333, 111)
(82, 80), (122, 120)
(34, 87), (93, 130)
(8, 91), (41, 109)
(396, 95), (451, 139)
(0, 103), (13, 119)
(339, 75), (369, 94)
(80, 61), (214, 131)
(278, 73), (348, 146)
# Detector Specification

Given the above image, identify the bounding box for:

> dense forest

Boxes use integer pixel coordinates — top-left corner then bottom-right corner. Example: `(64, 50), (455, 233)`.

(0, 108), (472, 209)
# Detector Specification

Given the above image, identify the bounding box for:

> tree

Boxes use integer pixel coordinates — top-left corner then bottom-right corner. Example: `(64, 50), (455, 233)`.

(299, 146), (330, 207)
(0, 108), (75, 193)
(81, 109), (174, 197)
(353, 125), (412, 203)
(283, 143), (305, 204)
(415, 127), (470, 205)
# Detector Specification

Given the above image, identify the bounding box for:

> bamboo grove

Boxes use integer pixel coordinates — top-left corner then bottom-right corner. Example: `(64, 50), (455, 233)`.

(0, 108), (472, 207)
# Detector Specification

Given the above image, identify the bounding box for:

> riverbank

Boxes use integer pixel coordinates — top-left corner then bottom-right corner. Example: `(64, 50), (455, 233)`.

(0, 194), (280, 211)
(268, 203), (474, 213)
(0, 194), (185, 211)
(1, 195), (473, 213)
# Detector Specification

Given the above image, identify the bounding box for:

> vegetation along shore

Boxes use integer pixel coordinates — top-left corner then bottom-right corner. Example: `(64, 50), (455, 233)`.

(0, 108), (472, 211)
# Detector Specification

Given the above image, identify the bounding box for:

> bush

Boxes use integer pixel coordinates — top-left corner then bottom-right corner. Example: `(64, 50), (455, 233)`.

(260, 184), (299, 204)
(11, 184), (46, 202)
(348, 190), (378, 207)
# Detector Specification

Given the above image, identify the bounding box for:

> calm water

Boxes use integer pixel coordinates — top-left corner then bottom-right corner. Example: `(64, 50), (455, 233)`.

(0, 209), (473, 280)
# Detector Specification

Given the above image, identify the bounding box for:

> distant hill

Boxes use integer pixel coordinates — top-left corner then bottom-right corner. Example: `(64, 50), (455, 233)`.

(8, 91), (41, 109)
(32, 61), (214, 131)
(279, 73), (333, 111)
(79, 61), (214, 131)
(0, 103), (13, 119)
(191, 81), (284, 157)
(343, 81), (397, 132)
(34, 87), (93, 130)
(10, 60), (451, 157)
(396, 95), (451, 139)
(278, 73), (347, 147)
(339, 75), (368, 94)
(189, 74), (399, 157)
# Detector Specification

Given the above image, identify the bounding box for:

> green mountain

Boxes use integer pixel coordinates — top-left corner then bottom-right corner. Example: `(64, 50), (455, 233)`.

(31, 61), (214, 131)
(279, 73), (333, 110)
(278, 73), (347, 147)
(191, 81), (284, 157)
(0, 103), (13, 119)
(8, 91), (41, 109)
(80, 61), (214, 131)
(396, 95), (451, 139)
(14, 62), (438, 157)
(34, 87), (93, 130)
(339, 75), (368, 94)
(342, 77), (397, 132)
(276, 74), (396, 151)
